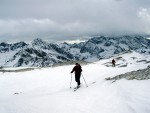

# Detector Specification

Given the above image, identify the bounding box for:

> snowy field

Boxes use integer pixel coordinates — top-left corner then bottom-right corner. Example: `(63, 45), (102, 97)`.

(0, 51), (150, 113)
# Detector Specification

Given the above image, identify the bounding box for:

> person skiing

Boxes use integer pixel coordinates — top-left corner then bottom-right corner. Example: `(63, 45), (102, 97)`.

(71, 63), (82, 88)
(112, 59), (116, 67)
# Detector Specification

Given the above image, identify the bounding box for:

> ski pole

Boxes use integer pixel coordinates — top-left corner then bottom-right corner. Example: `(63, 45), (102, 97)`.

(70, 73), (72, 88)
(81, 73), (88, 87)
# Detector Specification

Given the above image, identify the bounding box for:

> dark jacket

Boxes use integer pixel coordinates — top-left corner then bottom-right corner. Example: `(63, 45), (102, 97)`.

(71, 64), (82, 75)
(112, 59), (116, 64)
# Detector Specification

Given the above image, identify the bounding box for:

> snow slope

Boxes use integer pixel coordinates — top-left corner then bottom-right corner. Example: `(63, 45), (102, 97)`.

(0, 51), (150, 113)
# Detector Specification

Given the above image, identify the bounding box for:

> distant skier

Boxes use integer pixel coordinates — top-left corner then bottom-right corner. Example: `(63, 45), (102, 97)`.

(71, 63), (82, 88)
(112, 59), (116, 67)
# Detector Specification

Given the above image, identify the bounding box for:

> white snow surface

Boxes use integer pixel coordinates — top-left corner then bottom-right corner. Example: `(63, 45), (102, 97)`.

(0, 51), (150, 113)
(0, 50), (19, 67)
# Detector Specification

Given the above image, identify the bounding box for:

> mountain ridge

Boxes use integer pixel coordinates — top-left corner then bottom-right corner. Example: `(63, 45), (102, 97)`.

(0, 35), (149, 67)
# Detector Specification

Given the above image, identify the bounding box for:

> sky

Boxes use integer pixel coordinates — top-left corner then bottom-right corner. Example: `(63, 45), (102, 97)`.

(0, 0), (150, 42)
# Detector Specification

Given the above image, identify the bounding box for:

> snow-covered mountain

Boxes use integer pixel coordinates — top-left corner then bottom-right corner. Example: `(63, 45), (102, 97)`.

(0, 35), (149, 67)
(0, 51), (150, 113)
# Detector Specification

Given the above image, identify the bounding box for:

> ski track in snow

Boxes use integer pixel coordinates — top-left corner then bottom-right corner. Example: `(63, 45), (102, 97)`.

(0, 51), (150, 113)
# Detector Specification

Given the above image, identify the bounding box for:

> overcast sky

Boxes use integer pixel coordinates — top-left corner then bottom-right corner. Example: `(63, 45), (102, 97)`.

(0, 0), (150, 42)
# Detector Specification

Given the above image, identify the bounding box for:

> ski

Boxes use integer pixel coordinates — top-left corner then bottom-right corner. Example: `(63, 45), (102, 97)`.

(73, 81), (95, 91)
(74, 86), (80, 91)
(74, 88), (79, 91)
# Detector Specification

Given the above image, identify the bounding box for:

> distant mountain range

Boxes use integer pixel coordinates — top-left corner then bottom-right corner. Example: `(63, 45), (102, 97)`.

(0, 35), (149, 67)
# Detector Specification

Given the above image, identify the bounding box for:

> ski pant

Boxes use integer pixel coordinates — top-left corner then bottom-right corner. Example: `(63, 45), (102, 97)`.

(75, 73), (81, 86)
(112, 63), (115, 67)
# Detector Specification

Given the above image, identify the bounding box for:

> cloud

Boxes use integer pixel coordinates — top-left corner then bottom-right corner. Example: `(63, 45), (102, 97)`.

(138, 8), (150, 22)
(0, 0), (150, 42)
(0, 18), (98, 42)
(137, 8), (150, 33)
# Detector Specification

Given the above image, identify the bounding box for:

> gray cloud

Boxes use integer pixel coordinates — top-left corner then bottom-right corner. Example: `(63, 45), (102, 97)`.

(0, 0), (150, 42)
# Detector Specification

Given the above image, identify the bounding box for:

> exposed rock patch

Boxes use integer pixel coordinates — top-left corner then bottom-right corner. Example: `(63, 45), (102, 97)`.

(106, 66), (150, 82)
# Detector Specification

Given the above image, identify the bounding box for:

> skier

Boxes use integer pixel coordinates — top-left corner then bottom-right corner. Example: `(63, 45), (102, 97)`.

(112, 59), (116, 67)
(71, 63), (82, 88)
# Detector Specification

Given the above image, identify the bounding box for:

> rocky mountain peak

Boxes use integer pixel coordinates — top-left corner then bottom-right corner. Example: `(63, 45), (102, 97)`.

(0, 36), (149, 67)
(0, 41), (27, 53)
